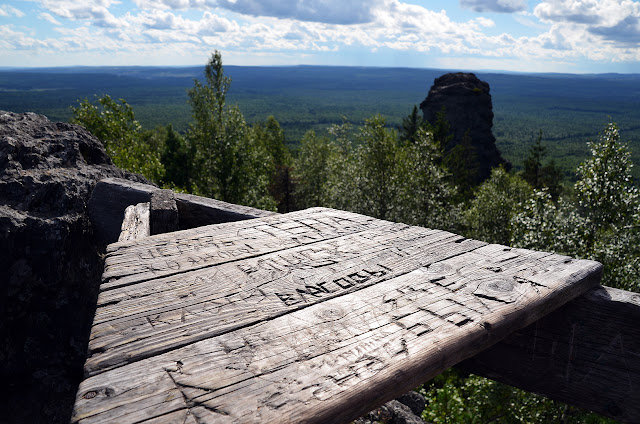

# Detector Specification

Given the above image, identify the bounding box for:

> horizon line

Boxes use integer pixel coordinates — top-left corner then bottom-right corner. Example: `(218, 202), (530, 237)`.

(1, 64), (639, 77)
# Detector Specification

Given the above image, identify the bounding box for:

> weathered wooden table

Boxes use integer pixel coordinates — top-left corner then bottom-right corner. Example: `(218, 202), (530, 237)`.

(72, 208), (602, 423)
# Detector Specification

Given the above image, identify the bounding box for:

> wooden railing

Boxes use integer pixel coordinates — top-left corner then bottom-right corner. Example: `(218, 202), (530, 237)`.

(87, 178), (640, 423)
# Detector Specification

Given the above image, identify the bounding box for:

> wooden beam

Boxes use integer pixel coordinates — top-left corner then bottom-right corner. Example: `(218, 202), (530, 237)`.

(460, 285), (640, 423)
(118, 203), (150, 241)
(88, 178), (276, 245)
(174, 192), (276, 229)
(89, 178), (156, 245)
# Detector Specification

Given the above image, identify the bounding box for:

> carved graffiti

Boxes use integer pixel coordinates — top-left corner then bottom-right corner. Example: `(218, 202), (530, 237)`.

(275, 266), (391, 306)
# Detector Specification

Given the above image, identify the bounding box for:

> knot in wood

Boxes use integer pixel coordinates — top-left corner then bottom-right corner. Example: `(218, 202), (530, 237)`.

(484, 279), (515, 293)
(316, 306), (346, 321)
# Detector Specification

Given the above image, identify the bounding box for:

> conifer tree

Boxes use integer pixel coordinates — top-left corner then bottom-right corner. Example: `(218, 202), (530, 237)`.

(187, 51), (275, 209)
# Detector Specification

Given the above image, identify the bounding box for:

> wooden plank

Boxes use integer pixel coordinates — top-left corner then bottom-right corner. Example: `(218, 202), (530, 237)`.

(174, 192), (276, 230)
(85, 223), (483, 376)
(100, 208), (386, 291)
(89, 178), (157, 245)
(72, 208), (603, 424)
(460, 285), (640, 423)
(118, 203), (150, 241)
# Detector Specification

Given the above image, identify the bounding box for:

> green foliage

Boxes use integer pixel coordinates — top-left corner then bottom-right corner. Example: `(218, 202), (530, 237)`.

(293, 130), (338, 209)
(252, 116), (294, 212)
(575, 122), (640, 290)
(511, 189), (588, 257)
(575, 122), (639, 236)
(352, 115), (402, 221)
(430, 106), (453, 151)
(512, 122), (640, 291)
(522, 131), (563, 199)
(294, 116), (457, 228)
(464, 167), (533, 245)
(400, 105), (422, 144)
(71, 95), (164, 182)
(322, 119), (359, 212)
(445, 130), (479, 201)
(161, 124), (194, 191)
(187, 51), (276, 210)
(395, 127), (458, 230)
(419, 370), (615, 424)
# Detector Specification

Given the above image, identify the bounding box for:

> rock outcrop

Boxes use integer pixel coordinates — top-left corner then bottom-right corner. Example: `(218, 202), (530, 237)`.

(355, 391), (428, 424)
(420, 72), (509, 183)
(0, 111), (149, 423)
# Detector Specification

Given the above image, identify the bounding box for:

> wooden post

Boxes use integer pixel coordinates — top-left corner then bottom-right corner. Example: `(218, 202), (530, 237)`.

(460, 284), (640, 423)
(118, 203), (150, 241)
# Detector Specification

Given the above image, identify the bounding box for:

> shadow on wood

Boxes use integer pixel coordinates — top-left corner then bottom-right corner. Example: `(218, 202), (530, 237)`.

(88, 178), (276, 245)
(461, 285), (640, 423)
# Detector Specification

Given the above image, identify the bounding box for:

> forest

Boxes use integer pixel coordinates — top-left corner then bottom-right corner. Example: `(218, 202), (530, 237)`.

(1, 61), (640, 180)
(6, 54), (639, 423)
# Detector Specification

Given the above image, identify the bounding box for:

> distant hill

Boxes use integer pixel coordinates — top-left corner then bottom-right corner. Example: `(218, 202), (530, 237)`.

(1, 65), (639, 179)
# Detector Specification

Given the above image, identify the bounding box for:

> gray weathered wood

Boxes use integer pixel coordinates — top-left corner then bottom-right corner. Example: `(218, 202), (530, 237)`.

(150, 189), (179, 235)
(88, 178), (276, 245)
(72, 208), (602, 424)
(460, 284), (640, 423)
(86, 218), (482, 376)
(175, 192), (276, 229)
(118, 203), (150, 241)
(89, 178), (156, 244)
(99, 207), (384, 291)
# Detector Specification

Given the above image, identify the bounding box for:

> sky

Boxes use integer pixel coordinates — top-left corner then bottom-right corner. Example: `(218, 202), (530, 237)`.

(1, 0), (640, 73)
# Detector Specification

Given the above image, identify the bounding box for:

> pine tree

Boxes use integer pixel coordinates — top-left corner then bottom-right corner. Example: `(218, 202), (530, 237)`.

(187, 51), (275, 209)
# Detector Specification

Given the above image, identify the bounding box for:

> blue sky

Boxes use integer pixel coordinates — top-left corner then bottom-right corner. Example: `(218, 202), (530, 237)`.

(1, 0), (640, 73)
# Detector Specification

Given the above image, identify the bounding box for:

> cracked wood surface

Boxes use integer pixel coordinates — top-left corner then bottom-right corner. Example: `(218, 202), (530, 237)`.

(73, 208), (602, 424)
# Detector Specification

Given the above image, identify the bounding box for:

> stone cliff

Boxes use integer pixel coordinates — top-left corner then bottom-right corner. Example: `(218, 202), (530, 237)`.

(0, 111), (149, 423)
(420, 72), (509, 183)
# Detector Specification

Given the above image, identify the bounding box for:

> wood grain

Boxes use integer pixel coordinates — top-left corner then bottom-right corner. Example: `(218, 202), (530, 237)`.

(118, 203), (150, 242)
(73, 208), (602, 424)
(100, 208), (387, 290)
(86, 221), (482, 375)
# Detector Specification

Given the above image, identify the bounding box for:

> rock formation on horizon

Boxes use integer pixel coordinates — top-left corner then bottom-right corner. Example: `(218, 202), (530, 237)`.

(0, 111), (149, 423)
(420, 72), (509, 183)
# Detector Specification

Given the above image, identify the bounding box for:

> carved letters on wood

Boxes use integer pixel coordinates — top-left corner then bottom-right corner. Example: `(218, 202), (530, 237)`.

(73, 208), (602, 424)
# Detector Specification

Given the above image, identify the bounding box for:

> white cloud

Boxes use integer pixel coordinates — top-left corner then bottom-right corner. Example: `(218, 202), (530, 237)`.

(535, 0), (640, 46)
(0, 25), (48, 50)
(133, 0), (384, 24)
(0, 4), (26, 17)
(5, 0), (640, 70)
(35, 0), (124, 27)
(39, 12), (62, 25)
(460, 0), (528, 13)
